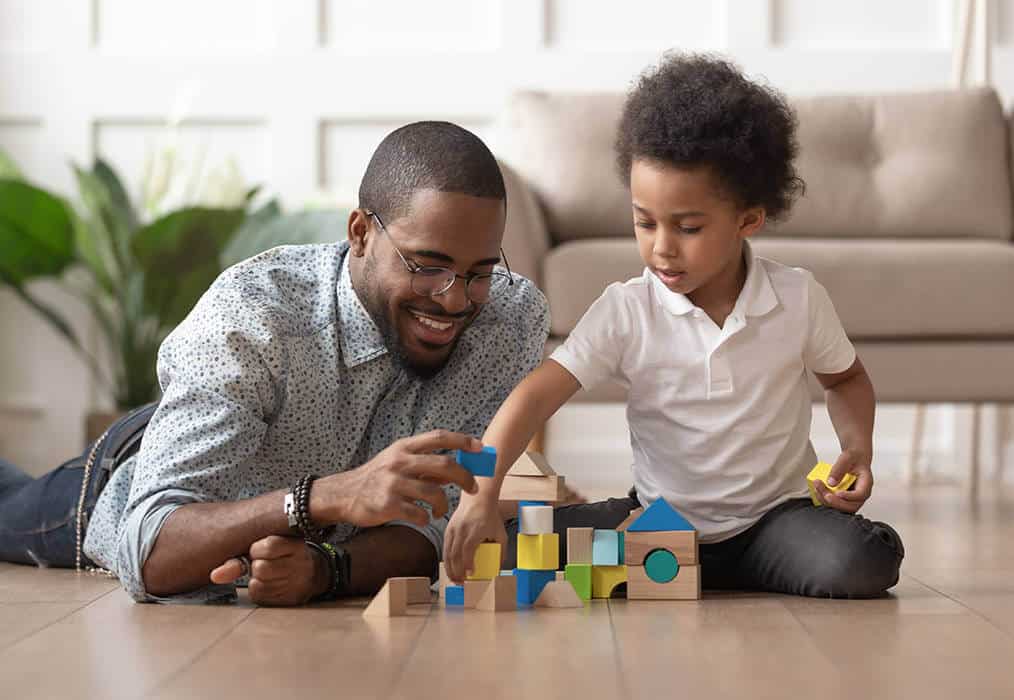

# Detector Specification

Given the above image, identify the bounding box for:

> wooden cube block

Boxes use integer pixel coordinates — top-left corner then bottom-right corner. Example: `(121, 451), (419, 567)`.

(517, 533), (559, 570)
(807, 462), (857, 506)
(624, 530), (698, 567)
(476, 575), (517, 612)
(444, 585), (465, 606)
(591, 565), (627, 599)
(565, 563), (592, 600)
(464, 579), (491, 607)
(500, 475), (567, 502)
(520, 505), (555, 535)
(592, 530), (621, 566)
(467, 542), (501, 580)
(566, 527), (593, 564)
(627, 564), (700, 600)
(363, 577), (410, 617)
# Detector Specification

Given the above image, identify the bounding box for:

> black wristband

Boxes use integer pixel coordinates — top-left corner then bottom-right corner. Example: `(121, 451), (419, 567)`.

(294, 474), (322, 543)
(307, 541), (351, 600)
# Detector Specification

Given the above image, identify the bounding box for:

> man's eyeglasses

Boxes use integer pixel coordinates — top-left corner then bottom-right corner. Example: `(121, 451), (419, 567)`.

(366, 210), (514, 304)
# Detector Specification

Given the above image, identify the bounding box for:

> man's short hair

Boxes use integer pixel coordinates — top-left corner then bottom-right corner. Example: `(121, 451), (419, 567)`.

(358, 121), (506, 222)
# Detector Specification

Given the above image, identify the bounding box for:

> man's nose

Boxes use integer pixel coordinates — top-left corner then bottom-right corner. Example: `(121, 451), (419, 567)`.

(434, 277), (472, 315)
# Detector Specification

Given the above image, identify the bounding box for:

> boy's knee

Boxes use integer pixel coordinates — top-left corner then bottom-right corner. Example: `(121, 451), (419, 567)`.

(806, 522), (904, 598)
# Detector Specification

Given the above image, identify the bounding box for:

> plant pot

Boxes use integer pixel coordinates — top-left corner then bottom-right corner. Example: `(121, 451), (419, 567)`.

(85, 410), (125, 446)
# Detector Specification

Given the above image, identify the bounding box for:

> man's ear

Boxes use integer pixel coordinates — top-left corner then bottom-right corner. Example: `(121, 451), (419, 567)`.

(738, 207), (766, 239)
(348, 209), (371, 256)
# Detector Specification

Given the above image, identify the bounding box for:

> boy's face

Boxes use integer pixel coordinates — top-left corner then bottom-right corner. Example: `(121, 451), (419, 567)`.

(629, 158), (764, 299)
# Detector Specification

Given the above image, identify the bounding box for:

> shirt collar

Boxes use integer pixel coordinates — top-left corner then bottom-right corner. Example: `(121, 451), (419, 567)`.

(336, 242), (389, 368)
(647, 239), (778, 319)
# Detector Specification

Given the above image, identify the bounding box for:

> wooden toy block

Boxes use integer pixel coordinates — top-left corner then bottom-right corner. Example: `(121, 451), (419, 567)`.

(807, 462), (857, 506)
(513, 568), (556, 605)
(508, 451), (556, 477)
(591, 565), (627, 599)
(517, 533), (560, 570)
(627, 563), (700, 600)
(500, 475), (567, 502)
(404, 576), (433, 604)
(534, 580), (584, 608)
(519, 504), (555, 535)
(624, 530), (698, 566)
(555, 571), (566, 581)
(363, 577), (409, 617)
(438, 562), (451, 601)
(616, 508), (644, 532)
(565, 564), (592, 600)
(566, 527), (594, 564)
(464, 579), (491, 607)
(517, 499), (548, 522)
(444, 585), (465, 606)
(467, 542), (501, 580)
(456, 445), (497, 477)
(627, 499), (695, 532)
(476, 575), (517, 612)
(644, 549), (679, 583)
(592, 530), (621, 566)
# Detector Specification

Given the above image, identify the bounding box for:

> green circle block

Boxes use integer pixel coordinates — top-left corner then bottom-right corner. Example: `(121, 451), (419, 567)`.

(644, 549), (679, 584)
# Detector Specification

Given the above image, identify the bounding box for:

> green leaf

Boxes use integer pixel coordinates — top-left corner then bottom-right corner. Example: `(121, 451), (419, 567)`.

(73, 164), (125, 285)
(132, 206), (246, 329)
(93, 158), (140, 232)
(0, 150), (23, 180)
(221, 206), (349, 268)
(0, 179), (76, 284)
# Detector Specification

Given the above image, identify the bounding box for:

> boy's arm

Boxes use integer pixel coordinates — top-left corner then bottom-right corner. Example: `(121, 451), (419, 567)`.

(443, 359), (581, 582)
(812, 356), (876, 513)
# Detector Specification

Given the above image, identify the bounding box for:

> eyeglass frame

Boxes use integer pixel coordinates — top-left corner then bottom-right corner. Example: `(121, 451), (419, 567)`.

(364, 209), (514, 303)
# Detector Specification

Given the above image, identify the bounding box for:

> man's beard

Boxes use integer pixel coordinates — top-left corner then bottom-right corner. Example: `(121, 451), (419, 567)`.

(357, 256), (459, 380)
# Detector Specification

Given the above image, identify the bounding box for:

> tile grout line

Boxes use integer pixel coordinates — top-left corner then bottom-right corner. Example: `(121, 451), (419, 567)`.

(143, 604), (258, 699)
(605, 599), (633, 697)
(0, 587), (119, 653)
(380, 599), (437, 700)
(904, 571), (1014, 641)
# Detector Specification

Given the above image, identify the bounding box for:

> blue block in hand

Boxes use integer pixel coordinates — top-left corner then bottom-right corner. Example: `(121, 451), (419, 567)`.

(456, 445), (497, 477)
(445, 585), (465, 606)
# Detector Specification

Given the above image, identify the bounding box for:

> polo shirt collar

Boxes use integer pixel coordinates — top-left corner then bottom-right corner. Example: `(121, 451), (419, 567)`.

(647, 239), (778, 319)
(336, 242), (389, 368)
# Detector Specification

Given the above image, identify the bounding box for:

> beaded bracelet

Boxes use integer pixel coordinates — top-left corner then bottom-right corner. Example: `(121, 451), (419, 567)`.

(294, 474), (323, 543)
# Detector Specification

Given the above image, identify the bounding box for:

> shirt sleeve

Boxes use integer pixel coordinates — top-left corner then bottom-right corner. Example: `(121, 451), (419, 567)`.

(802, 272), (857, 375)
(549, 283), (627, 391)
(114, 287), (281, 603)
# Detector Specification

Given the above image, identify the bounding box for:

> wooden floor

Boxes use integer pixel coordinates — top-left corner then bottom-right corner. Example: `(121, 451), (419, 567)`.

(3, 483), (1014, 700)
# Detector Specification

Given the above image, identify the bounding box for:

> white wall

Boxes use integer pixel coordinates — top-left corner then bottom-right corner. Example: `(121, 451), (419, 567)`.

(1, 0), (1013, 480)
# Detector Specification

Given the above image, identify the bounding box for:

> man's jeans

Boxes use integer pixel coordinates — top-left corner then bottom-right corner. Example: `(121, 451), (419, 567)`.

(0, 455), (98, 568)
(504, 489), (905, 598)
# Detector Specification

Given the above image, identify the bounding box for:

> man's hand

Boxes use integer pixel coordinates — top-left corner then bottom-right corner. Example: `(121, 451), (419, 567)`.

(210, 535), (327, 606)
(312, 430), (481, 528)
(442, 494), (508, 584)
(810, 446), (874, 514)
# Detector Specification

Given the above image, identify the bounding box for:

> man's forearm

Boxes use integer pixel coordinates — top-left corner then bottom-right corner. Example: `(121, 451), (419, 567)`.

(142, 489), (295, 597)
(825, 370), (875, 451)
(340, 525), (438, 596)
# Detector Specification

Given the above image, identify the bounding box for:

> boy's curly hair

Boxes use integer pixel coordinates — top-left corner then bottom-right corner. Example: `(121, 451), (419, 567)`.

(616, 52), (804, 221)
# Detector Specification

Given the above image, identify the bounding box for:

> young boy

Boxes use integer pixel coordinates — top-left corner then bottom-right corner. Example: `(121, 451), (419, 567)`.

(443, 53), (903, 598)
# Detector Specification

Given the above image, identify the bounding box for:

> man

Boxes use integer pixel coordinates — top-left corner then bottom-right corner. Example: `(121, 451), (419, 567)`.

(0, 121), (549, 605)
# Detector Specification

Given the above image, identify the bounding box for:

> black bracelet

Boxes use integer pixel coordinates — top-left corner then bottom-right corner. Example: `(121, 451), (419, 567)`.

(294, 474), (322, 543)
(306, 541), (351, 601)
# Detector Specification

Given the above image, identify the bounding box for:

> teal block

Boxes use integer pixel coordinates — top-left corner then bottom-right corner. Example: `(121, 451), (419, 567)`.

(592, 530), (620, 565)
(644, 549), (679, 583)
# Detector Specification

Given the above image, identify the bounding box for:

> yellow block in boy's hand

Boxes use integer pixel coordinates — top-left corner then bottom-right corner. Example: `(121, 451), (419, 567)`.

(807, 462), (857, 506)
(467, 542), (501, 580)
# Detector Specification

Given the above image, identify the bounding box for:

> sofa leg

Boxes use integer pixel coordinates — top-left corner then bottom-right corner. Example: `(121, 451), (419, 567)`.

(906, 404), (926, 486)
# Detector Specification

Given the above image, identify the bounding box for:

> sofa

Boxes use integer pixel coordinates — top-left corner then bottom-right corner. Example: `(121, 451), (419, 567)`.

(495, 87), (1014, 485)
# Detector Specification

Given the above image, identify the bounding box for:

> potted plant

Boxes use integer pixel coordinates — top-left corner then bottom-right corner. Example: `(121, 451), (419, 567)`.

(0, 149), (347, 440)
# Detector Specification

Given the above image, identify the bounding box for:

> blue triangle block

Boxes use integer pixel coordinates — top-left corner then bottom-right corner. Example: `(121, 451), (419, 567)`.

(627, 499), (695, 532)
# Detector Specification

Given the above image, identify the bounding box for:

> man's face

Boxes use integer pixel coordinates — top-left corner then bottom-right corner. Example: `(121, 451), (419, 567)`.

(347, 189), (506, 378)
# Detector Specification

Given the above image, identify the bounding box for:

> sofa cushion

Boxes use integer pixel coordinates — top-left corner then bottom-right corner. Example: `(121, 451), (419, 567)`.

(502, 88), (1012, 243)
(542, 237), (1014, 339)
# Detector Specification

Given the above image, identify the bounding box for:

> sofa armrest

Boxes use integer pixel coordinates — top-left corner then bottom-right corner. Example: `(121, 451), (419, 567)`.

(499, 159), (551, 288)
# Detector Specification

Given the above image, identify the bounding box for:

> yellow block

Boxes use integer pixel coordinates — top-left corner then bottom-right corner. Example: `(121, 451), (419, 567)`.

(591, 565), (627, 599)
(807, 462), (857, 506)
(467, 542), (501, 580)
(517, 533), (559, 570)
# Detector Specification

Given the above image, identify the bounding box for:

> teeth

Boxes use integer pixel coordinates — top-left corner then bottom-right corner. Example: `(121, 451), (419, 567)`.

(411, 312), (452, 331)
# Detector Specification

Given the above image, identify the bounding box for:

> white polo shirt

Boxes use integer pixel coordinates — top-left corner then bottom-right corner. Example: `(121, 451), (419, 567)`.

(550, 241), (856, 543)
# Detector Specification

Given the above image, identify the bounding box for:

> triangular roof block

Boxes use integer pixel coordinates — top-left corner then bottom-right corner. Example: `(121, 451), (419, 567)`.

(627, 499), (695, 532)
(507, 451), (556, 477)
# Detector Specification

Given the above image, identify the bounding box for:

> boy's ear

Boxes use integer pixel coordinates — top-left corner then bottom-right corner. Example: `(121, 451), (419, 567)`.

(347, 209), (371, 256)
(738, 207), (766, 239)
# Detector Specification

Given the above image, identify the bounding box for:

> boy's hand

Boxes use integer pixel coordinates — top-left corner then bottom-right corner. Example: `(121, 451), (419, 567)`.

(811, 446), (873, 513)
(442, 495), (507, 584)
